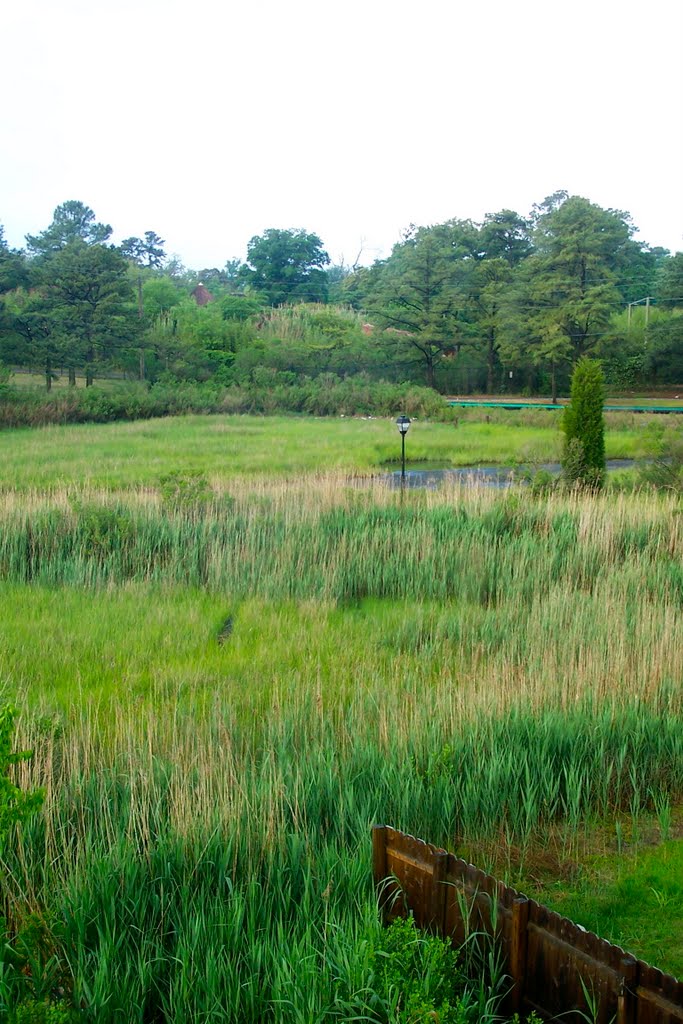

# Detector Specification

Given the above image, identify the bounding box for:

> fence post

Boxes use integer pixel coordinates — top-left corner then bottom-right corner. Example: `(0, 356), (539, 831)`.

(510, 896), (530, 1012)
(430, 851), (449, 936)
(617, 956), (638, 1024)
(372, 825), (389, 921)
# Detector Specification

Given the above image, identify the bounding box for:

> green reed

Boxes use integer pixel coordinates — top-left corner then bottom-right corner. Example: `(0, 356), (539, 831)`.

(1, 482), (682, 1017)
(3, 694), (683, 1019)
(0, 488), (680, 605)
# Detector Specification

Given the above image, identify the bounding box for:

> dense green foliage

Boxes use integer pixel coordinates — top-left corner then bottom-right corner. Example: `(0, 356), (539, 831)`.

(562, 359), (606, 487)
(1, 194), (680, 400)
(371, 917), (505, 1022)
(0, 482), (682, 1016)
(240, 228), (330, 305)
(0, 376), (446, 429)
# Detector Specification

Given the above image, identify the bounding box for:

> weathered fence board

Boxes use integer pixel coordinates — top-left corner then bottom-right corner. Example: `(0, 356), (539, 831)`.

(372, 825), (683, 1024)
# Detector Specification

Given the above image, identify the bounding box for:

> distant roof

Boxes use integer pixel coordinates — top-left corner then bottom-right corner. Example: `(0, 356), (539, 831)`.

(190, 283), (215, 306)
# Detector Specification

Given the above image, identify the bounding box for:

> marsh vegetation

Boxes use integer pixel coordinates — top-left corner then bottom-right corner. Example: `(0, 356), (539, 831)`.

(0, 413), (682, 1020)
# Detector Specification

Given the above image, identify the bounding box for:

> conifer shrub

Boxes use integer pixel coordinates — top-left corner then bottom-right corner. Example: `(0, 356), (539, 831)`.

(562, 358), (606, 489)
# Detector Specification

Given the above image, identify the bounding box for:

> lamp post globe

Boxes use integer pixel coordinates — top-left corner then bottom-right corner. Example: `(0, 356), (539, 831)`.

(396, 416), (411, 481)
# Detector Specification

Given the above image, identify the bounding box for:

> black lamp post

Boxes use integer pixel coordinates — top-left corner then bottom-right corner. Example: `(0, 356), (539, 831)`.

(396, 415), (411, 482)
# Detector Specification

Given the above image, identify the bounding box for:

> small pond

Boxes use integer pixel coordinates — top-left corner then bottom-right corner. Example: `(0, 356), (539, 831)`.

(380, 459), (636, 489)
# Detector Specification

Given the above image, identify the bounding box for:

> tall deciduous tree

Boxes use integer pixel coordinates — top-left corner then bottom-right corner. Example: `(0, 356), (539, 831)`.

(142, 278), (182, 321)
(532, 196), (630, 355)
(498, 259), (575, 402)
(6, 291), (62, 389)
(464, 256), (515, 394)
(241, 229), (330, 305)
(644, 254), (683, 382)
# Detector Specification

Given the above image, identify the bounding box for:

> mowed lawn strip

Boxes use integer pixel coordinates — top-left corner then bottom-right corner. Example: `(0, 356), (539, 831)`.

(527, 838), (683, 979)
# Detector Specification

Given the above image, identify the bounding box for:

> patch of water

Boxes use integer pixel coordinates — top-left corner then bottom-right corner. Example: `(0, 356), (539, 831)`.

(381, 460), (636, 489)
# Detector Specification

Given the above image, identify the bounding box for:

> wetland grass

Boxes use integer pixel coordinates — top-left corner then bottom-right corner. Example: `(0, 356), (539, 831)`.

(1, 467), (682, 1018)
(4, 687), (683, 1019)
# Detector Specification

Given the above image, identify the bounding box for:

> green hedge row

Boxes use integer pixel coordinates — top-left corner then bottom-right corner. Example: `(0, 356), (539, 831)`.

(0, 373), (447, 428)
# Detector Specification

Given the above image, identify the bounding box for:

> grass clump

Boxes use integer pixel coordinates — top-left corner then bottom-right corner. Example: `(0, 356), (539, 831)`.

(4, 686), (680, 1017)
(0, 486), (680, 620)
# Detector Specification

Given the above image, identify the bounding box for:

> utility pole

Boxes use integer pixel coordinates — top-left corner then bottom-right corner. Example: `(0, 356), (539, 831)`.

(626, 296), (653, 331)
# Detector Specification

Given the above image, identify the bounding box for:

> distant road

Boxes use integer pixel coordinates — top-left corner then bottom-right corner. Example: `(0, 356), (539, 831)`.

(446, 399), (683, 414)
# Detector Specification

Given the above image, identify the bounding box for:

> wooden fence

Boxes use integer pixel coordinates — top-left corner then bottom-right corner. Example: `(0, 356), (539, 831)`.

(372, 825), (683, 1024)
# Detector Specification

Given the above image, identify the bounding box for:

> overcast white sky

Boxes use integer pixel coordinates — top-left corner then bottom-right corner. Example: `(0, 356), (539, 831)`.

(2, 0), (682, 269)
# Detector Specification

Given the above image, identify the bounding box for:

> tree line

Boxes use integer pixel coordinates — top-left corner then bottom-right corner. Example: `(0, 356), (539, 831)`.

(1, 194), (681, 395)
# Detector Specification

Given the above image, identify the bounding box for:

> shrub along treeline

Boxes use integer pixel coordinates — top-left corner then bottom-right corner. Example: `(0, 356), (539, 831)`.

(1, 195), (682, 400)
(0, 374), (446, 428)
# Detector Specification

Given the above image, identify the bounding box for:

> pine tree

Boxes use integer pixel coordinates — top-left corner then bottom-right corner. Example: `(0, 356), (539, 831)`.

(562, 358), (606, 488)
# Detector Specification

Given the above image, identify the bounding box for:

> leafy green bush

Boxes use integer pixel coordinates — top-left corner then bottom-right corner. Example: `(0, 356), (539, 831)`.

(67, 502), (133, 557)
(0, 711), (53, 1021)
(9, 999), (77, 1024)
(373, 917), (477, 1023)
(0, 707), (43, 857)
(159, 471), (213, 510)
(601, 352), (646, 391)
(1, 911), (74, 1022)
